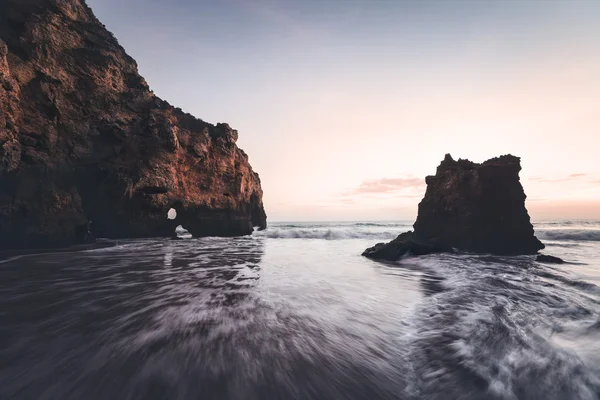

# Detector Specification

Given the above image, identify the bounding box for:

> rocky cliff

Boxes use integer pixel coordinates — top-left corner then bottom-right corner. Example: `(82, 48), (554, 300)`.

(0, 0), (267, 249)
(363, 154), (544, 260)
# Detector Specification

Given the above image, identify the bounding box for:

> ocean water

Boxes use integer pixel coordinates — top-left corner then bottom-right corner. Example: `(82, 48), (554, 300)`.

(1, 221), (599, 400)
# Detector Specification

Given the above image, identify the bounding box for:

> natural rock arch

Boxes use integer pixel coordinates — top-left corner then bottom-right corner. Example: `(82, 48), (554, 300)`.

(0, 0), (267, 249)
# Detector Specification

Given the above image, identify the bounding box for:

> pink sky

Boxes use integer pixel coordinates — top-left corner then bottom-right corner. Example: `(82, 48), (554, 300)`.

(88, 0), (600, 221)
(235, 45), (600, 221)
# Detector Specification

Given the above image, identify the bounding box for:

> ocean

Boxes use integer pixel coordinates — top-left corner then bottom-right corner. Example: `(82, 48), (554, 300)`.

(1, 221), (599, 399)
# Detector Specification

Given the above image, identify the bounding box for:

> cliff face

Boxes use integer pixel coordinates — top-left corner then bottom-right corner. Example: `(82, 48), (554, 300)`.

(0, 0), (267, 249)
(364, 154), (544, 260)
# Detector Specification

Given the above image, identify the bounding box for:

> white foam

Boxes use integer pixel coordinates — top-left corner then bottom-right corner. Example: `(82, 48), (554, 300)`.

(252, 227), (399, 240)
(536, 229), (600, 242)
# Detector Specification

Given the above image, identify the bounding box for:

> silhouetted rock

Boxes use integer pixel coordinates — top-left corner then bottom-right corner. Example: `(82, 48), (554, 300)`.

(536, 254), (565, 264)
(362, 231), (451, 260)
(0, 241), (117, 261)
(0, 0), (266, 249)
(364, 154), (544, 261)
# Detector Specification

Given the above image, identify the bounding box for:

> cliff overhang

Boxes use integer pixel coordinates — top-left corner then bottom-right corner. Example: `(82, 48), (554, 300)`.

(0, 0), (267, 249)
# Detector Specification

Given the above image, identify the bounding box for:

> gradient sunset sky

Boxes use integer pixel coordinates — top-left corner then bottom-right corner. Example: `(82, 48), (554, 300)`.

(87, 0), (600, 221)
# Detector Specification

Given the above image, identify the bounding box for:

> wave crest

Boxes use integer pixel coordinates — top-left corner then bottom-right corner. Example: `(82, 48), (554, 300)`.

(253, 228), (398, 240)
(536, 229), (600, 242)
(254, 223), (600, 242)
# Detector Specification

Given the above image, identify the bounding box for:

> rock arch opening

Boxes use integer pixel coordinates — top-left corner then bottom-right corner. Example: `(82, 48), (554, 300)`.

(175, 225), (191, 239)
(167, 207), (191, 239)
(167, 208), (177, 220)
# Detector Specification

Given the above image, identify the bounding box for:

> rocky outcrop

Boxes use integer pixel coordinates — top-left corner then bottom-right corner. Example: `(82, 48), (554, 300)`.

(536, 254), (565, 264)
(0, 0), (266, 249)
(363, 154), (544, 260)
(362, 231), (451, 260)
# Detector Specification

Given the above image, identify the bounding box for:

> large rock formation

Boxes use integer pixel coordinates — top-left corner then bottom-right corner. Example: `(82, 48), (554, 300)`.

(363, 154), (544, 260)
(0, 0), (266, 249)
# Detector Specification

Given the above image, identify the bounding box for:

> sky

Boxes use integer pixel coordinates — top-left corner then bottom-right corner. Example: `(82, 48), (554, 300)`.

(86, 0), (600, 221)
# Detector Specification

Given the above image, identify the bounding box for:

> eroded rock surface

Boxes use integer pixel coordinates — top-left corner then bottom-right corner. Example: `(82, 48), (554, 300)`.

(536, 254), (565, 264)
(362, 231), (451, 260)
(0, 0), (266, 249)
(364, 154), (544, 260)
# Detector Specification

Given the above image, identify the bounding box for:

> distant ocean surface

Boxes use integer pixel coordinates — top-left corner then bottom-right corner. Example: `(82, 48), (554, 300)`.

(1, 221), (599, 399)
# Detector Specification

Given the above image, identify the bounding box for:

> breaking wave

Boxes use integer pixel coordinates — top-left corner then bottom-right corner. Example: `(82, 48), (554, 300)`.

(254, 222), (600, 242)
(536, 229), (600, 242)
(353, 222), (409, 227)
(253, 227), (399, 240)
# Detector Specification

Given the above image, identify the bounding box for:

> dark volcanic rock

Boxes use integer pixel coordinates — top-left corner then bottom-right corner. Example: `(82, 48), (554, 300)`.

(536, 254), (565, 264)
(414, 154), (544, 254)
(362, 231), (451, 260)
(364, 154), (544, 261)
(0, 0), (266, 249)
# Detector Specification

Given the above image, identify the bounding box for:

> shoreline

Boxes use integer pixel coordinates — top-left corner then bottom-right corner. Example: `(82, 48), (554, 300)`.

(0, 241), (118, 261)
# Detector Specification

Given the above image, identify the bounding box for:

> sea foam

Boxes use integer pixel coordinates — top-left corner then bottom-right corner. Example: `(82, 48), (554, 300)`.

(536, 229), (600, 242)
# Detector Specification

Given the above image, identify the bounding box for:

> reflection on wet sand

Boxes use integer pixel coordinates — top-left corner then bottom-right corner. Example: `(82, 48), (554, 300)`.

(1, 234), (599, 400)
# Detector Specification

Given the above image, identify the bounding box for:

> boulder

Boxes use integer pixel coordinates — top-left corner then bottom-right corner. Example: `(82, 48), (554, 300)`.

(362, 231), (451, 260)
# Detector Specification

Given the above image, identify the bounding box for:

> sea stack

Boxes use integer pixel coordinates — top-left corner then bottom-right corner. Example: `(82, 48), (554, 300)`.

(363, 154), (544, 260)
(0, 0), (266, 249)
